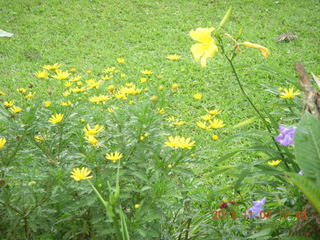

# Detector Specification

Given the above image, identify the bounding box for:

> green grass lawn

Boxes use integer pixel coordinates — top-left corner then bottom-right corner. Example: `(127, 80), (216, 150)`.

(0, 0), (319, 238)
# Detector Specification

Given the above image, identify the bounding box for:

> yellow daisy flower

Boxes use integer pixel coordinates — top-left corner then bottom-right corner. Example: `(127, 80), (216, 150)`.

(102, 75), (113, 81)
(53, 70), (70, 80)
(141, 70), (152, 75)
(71, 87), (85, 93)
(0, 138), (6, 149)
(279, 88), (300, 99)
(206, 109), (221, 116)
(84, 124), (104, 137)
(166, 116), (176, 122)
(107, 85), (116, 92)
(43, 101), (52, 108)
(59, 101), (72, 107)
(209, 119), (225, 129)
(86, 79), (102, 89)
(103, 67), (116, 73)
(25, 92), (35, 99)
(70, 167), (93, 181)
(64, 81), (72, 88)
(171, 83), (179, 92)
(140, 77), (148, 83)
(10, 106), (22, 114)
(70, 75), (82, 82)
(201, 114), (212, 121)
(34, 136), (45, 142)
(196, 121), (211, 131)
(63, 91), (71, 97)
(35, 70), (49, 79)
(4, 101), (15, 107)
(157, 108), (165, 114)
(117, 58), (125, 63)
(16, 88), (27, 93)
(106, 152), (123, 163)
(85, 135), (99, 146)
(193, 93), (202, 100)
(267, 160), (282, 166)
(48, 113), (64, 124)
(43, 63), (61, 71)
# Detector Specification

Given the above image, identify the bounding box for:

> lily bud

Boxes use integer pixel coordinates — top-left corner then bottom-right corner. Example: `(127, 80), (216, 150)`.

(219, 7), (233, 28)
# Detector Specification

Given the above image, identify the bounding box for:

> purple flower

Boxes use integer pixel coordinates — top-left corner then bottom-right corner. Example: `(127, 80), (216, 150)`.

(246, 197), (266, 218)
(298, 170), (304, 175)
(275, 126), (296, 146)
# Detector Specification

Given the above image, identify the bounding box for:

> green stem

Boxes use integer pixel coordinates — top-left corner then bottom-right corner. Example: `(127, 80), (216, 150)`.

(221, 50), (290, 169)
(88, 180), (122, 240)
(225, 54), (271, 132)
(57, 124), (64, 161)
(88, 180), (107, 207)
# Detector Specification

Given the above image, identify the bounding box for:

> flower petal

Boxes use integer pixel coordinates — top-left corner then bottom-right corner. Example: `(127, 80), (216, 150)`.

(200, 42), (218, 67)
(189, 28), (215, 43)
(190, 43), (208, 61)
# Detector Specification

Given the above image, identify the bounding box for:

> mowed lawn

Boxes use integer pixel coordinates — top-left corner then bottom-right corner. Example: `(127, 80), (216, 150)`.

(1, 0), (319, 156)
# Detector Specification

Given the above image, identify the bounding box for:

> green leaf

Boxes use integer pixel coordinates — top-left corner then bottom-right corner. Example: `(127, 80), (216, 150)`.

(232, 117), (257, 129)
(119, 208), (130, 240)
(216, 150), (240, 164)
(294, 113), (320, 181)
(235, 169), (251, 191)
(281, 237), (314, 240)
(173, 167), (194, 176)
(287, 172), (320, 213)
(247, 227), (272, 239)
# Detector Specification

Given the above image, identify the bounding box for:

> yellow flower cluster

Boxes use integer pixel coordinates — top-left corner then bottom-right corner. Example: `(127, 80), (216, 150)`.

(164, 136), (195, 149)
(89, 95), (110, 104)
(195, 109), (224, 140)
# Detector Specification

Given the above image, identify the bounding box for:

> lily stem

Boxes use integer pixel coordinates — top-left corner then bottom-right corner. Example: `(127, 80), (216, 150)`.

(223, 53), (290, 170)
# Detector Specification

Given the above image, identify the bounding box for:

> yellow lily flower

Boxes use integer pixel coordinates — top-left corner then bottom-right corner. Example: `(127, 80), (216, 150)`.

(189, 28), (218, 67)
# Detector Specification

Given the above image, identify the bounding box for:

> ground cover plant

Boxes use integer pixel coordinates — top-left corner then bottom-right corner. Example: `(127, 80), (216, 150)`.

(1, 0), (320, 239)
